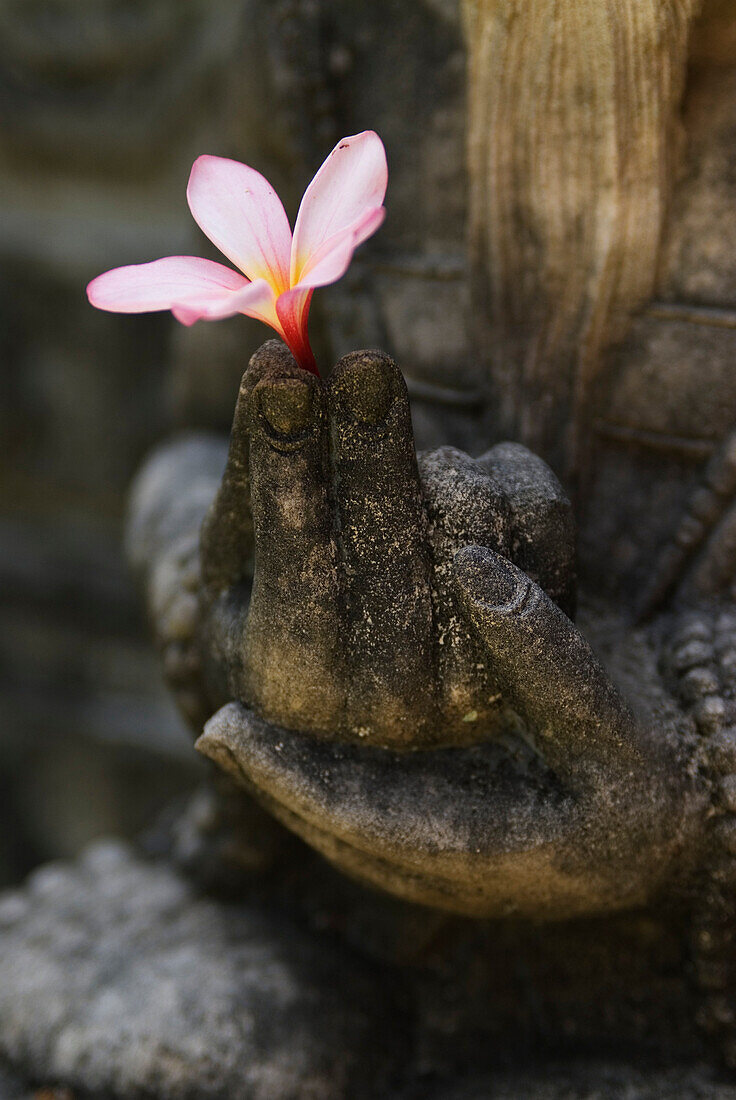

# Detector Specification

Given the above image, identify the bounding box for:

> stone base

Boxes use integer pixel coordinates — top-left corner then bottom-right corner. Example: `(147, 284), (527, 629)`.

(1, 841), (735, 1099)
(0, 841), (399, 1099)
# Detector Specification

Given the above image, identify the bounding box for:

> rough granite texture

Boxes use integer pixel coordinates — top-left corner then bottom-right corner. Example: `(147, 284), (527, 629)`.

(0, 840), (400, 1100)
(3, 842), (736, 1097)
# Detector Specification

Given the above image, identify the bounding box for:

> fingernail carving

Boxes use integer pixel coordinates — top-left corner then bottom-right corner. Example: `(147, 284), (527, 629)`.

(333, 357), (394, 426)
(257, 378), (314, 438)
(456, 548), (530, 612)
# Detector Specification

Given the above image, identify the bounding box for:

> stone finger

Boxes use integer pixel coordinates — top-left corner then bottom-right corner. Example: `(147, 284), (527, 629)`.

(328, 351), (436, 747)
(200, 340), (293, 596)
(237, 353), (344, 734)
(453, 545), (640, 788)
(196, 702), (660, 919)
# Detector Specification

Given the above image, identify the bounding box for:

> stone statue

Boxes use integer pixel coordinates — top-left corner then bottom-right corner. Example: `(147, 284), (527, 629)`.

(2, 1), (736, 1096)
(130, 338), (696, 924)
(125, 0), (736, 1072)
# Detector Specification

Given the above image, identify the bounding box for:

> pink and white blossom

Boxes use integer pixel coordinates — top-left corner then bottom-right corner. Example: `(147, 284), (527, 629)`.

(87, 131), (388, 375)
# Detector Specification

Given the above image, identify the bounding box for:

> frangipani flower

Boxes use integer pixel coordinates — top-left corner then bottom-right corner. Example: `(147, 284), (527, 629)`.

(87, 131), (388, 375)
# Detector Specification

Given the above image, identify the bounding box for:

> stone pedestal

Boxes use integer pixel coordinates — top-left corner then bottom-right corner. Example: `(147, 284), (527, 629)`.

(1, 838), (735, 1098)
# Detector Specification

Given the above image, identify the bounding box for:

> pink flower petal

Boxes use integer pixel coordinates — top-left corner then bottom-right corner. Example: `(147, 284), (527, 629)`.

(275, 286), (317, 374)
(291, 131), (387, 286)
(86, 256), (278, 328)
(87, 256), (245, 311)
(292, 206), (386, 290)
(172, 278), (278, 329)
(187, 156), (292, 292)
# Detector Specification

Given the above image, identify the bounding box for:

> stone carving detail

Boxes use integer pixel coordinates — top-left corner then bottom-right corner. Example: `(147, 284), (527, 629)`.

(128, 340), (707, 925)
(130, 341), (577, 753)
(639, 430), (736, 617)
(661, 607), (736, 1060)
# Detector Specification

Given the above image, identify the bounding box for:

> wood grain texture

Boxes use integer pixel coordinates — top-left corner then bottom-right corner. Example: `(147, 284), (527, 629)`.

(463, 0), (699, 482)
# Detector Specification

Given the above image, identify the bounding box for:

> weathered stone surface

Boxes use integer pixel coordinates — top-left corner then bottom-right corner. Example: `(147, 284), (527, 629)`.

(174, 341), (578, 754)
(0, 840), (400, 1100)
(132, 341), (704, 919)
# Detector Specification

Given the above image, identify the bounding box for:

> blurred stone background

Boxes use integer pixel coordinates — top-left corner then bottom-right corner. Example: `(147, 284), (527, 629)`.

(0, 0), (472, 887)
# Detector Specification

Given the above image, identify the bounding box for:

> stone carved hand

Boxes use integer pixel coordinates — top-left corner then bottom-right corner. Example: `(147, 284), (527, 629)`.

(186, 342), (702, 918)
(198, 341), (577, 750)
(129, 341), (704, 918)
